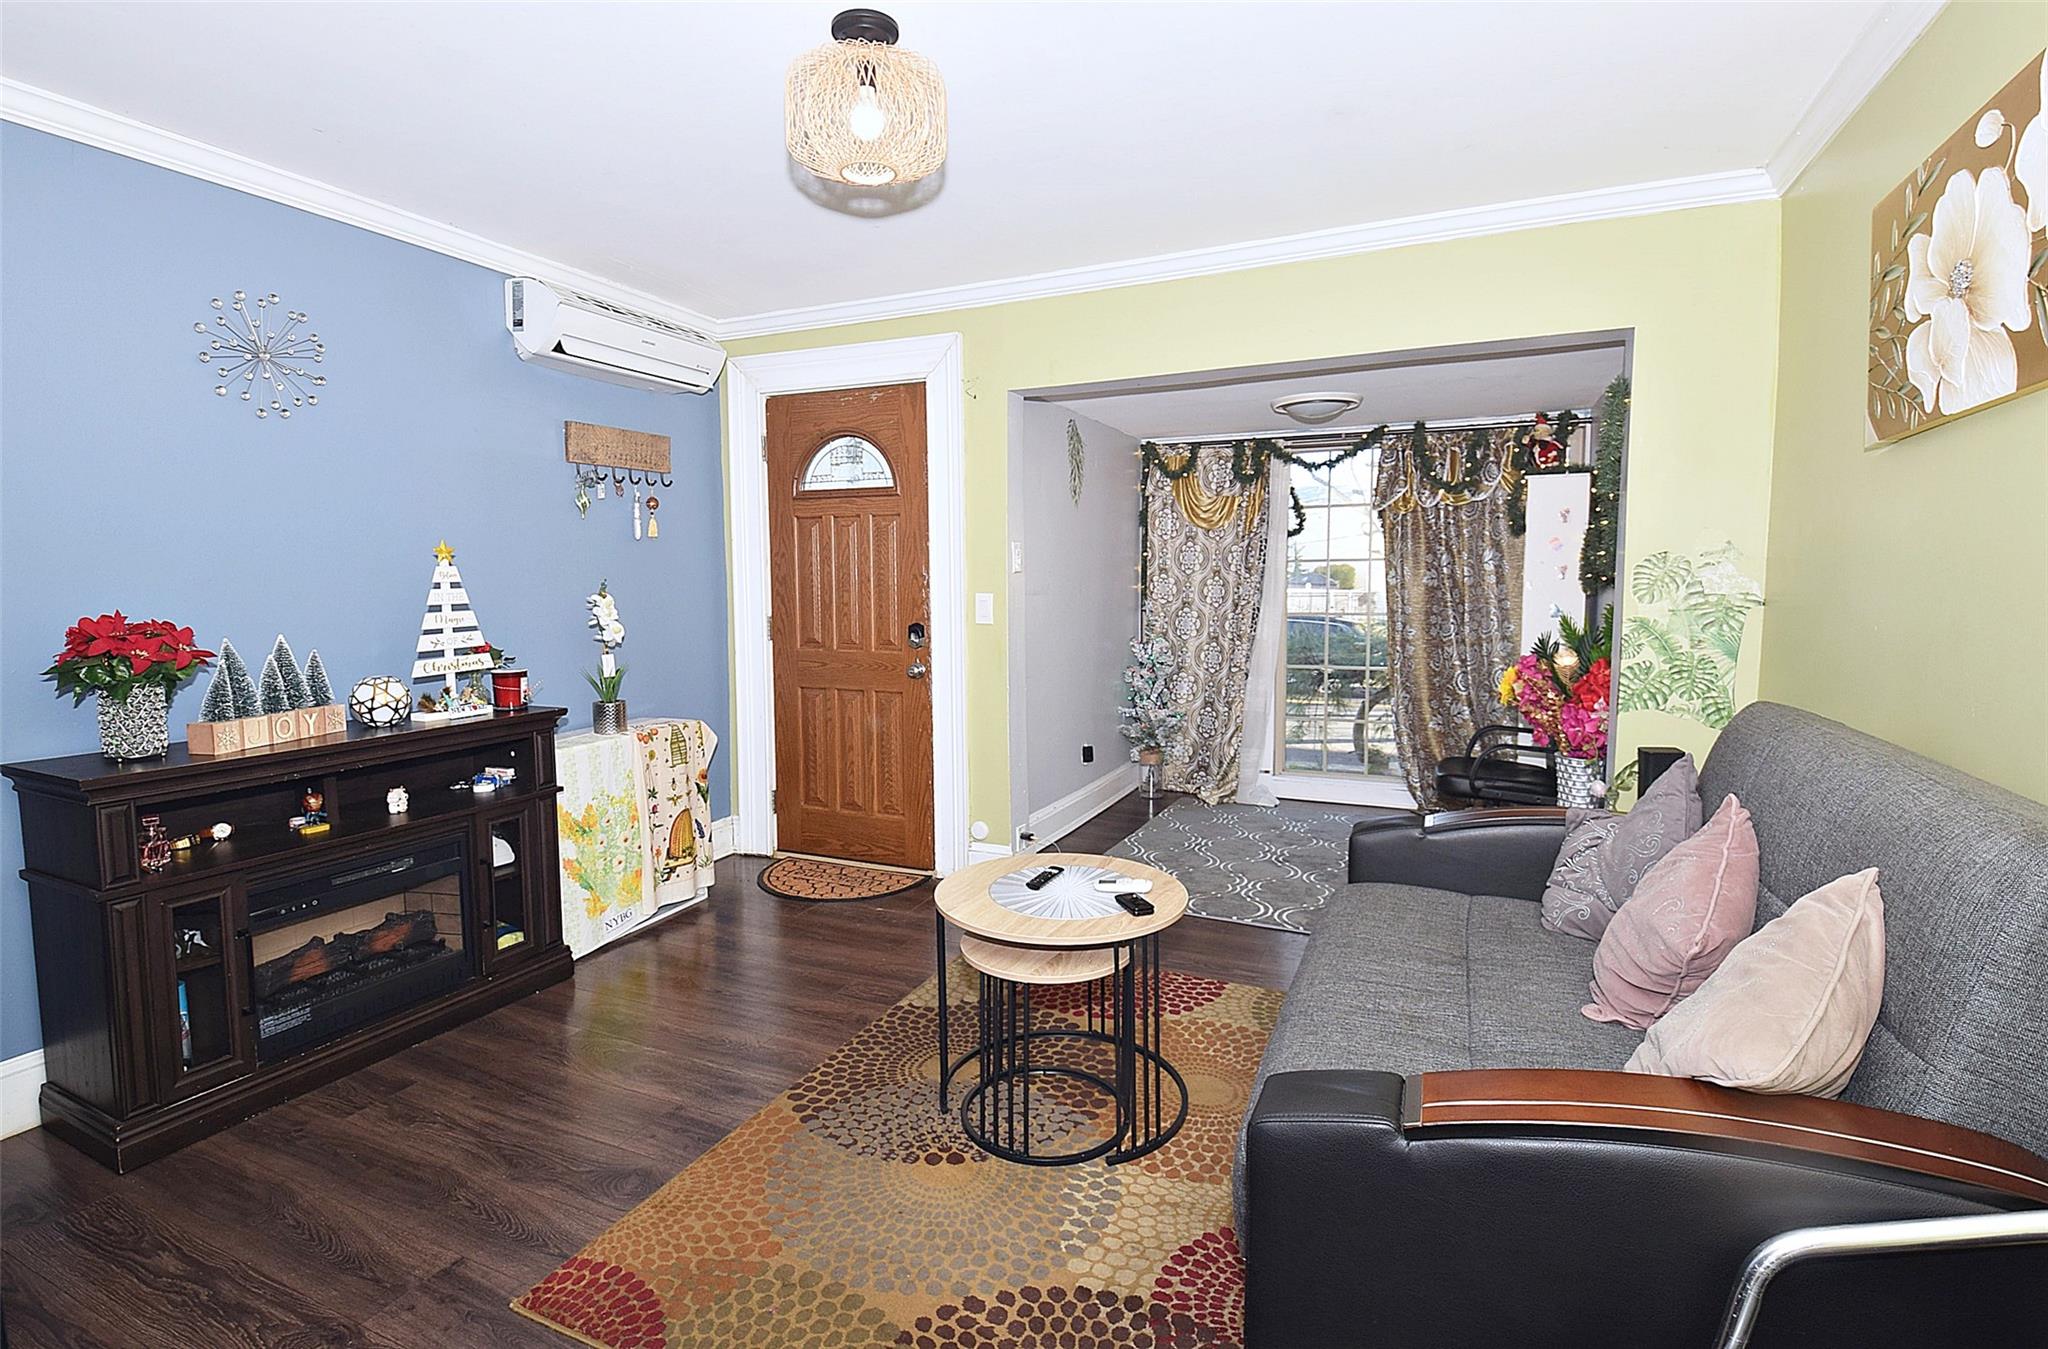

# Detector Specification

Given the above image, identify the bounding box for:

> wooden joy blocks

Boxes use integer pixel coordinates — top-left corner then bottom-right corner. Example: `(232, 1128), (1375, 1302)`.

(186, 704), (347, 757)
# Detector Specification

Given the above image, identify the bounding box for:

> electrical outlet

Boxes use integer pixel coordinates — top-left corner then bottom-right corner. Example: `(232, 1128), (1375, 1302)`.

(1081, 744), (1094, 764)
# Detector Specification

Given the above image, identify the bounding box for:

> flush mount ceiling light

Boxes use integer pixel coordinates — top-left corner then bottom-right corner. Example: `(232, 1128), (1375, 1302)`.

(786, 8), (947, 188)
(1271, 392), (1364, 425)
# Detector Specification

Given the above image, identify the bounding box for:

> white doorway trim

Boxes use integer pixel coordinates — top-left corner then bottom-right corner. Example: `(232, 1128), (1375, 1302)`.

(725, 333), (969, 873)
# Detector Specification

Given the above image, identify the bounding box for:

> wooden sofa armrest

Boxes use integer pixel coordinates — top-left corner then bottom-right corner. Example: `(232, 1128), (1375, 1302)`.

(1413, 1069), (2048, 1204)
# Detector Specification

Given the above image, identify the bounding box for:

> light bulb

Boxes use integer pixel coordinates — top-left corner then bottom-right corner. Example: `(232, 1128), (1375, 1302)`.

(849, 84), (887, 142)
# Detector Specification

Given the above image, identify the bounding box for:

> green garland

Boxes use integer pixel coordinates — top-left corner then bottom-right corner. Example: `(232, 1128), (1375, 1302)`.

(1580, 376), (1628, 593)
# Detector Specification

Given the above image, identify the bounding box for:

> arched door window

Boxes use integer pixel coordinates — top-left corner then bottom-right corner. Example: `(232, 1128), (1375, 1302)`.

(799, 435), (895, 492)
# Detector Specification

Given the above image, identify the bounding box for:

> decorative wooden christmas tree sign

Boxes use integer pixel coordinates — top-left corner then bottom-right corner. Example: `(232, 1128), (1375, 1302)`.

(412, 540), (495, 724)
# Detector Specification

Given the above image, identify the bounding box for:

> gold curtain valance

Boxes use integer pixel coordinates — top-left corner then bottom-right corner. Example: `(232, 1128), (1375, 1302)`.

(1152, 446), (1267, 532)
(1374, 426), (1520, 516)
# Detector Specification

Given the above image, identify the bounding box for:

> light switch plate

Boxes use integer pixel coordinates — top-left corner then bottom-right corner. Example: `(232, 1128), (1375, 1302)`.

(974, 592), (995, 624)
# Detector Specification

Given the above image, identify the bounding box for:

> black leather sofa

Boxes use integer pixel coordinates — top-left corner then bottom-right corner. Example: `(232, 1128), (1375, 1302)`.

(1236, 704), (2048, 1347)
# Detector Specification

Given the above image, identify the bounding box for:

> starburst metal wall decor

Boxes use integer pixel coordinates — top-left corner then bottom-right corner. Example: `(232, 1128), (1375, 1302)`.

(195, 290), (326, 420)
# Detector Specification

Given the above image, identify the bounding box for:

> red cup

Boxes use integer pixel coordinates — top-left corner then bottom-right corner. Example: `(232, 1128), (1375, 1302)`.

(490, 668), (529, 709)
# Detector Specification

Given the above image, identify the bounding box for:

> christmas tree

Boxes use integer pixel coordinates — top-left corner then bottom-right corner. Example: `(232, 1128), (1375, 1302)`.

(258, 645), (290, 714)
(198, 662), (237, 723)
(304, 650), (333, 707)
(216, 639), (260, 718)
(411, 541), (492, 718)
(270, 635), (311, 710)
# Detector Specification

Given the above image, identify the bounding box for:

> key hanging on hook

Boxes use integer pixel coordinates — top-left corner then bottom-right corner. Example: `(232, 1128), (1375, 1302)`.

(594, 464), (607, 500)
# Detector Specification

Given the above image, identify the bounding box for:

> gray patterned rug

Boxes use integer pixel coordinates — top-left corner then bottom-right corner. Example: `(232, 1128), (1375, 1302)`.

(1107, 798), (1373, 934)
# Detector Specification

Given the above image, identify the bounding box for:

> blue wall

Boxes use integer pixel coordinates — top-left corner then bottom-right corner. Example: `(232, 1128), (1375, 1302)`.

(0, 125), (729, 1061)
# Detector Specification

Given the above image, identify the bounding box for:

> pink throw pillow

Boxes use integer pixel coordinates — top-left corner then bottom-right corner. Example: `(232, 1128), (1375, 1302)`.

(1583, 794), (1759, 1030)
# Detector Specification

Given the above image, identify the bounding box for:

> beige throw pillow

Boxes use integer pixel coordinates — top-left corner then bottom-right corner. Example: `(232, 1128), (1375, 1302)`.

(1627, 869), (1885, 1097)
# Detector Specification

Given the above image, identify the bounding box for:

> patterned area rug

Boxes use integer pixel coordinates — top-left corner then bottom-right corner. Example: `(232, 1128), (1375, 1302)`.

(760, 857), (928, 901)
(1109, 799), (1370, 934)
(513, 961), (1280, 1348)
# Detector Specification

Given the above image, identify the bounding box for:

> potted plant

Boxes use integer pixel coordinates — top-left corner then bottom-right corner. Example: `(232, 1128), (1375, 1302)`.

(44, 613), (214, 760)
(1118, 637), (1183, 798)
(1497, 608), (1612, 807)
(585, 580), (628, 734)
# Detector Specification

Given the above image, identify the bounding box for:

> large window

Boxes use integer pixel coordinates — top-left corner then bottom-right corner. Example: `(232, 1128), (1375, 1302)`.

(1281, 453), (1398, 780)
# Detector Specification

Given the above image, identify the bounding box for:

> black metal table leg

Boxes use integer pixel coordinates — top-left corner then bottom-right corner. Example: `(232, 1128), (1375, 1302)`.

(935, 911), (950, 1112)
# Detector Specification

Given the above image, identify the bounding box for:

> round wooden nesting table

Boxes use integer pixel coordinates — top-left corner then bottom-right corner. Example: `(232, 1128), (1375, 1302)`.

(934, 853), (1189, 1166)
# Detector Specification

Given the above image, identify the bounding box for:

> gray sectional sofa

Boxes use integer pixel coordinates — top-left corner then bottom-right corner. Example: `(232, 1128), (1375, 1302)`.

(1235, 702), (2048, 1348)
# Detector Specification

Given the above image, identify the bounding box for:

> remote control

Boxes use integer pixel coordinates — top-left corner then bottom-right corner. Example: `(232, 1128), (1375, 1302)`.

(1024, 866), (1065, 891)
(1094, 877), (1153, 893)
(1115, 892), (1155, 916)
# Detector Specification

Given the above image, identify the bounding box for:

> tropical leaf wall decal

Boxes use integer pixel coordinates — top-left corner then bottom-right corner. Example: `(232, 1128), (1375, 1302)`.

(1614, 545), (1764, 730)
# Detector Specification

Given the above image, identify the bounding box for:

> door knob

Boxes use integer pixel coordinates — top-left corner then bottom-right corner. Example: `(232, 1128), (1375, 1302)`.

(907, 660), (928, 680)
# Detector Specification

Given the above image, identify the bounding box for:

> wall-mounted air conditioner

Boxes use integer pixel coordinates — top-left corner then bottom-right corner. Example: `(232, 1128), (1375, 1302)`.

(504, 277), (725, 393)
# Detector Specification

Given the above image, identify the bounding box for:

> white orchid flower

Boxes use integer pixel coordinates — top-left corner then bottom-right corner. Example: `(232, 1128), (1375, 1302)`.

(1902, 167), (2032, 415)
(2017, 59), (2047, 233)
(603, 621), (625, 647)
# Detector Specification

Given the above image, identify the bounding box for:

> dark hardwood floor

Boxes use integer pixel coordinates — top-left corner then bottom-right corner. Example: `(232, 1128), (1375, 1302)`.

(0, 791), (1308, 1349)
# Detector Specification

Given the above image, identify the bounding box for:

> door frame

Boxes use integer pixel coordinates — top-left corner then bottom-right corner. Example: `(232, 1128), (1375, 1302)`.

(725, 333), (968, 873)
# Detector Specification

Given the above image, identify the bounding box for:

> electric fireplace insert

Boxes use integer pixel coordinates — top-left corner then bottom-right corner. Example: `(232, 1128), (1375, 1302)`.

(246, 837), (476, 1062)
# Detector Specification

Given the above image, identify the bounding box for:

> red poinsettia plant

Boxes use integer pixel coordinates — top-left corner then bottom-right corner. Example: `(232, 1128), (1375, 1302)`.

(43, 612), (214, 705)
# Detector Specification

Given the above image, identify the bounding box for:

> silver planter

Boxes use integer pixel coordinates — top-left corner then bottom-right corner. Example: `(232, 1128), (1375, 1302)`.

(98, 684), (170, 760)
(1557, 755), (1601, 808)
(592, 699), (628, 735)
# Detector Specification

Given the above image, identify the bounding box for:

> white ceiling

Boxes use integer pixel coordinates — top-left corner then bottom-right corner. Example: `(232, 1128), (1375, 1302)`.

(1038, 339), (1628, 440)
(0, 2), (1935, 335)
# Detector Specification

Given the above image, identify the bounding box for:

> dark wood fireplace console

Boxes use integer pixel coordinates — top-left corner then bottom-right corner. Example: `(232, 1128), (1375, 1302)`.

(4, 706), (573, 1170)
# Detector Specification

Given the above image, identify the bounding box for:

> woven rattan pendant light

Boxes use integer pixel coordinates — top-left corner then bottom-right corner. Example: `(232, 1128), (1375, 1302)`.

(786, 9), (947, 187)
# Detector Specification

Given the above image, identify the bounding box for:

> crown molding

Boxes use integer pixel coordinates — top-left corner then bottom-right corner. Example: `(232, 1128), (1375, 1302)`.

(0, 78), (723, 338)
(6, 0), (1940, 351)
(1763, 1), (1946, 193)
(716, 168), (1778, 339)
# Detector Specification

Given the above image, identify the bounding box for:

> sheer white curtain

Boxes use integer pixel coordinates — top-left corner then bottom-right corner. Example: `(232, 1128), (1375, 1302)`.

(1235, 460), (1290, 807)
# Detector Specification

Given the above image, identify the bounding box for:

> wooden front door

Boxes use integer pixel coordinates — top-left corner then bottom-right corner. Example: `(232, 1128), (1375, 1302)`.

(767, 383), (934, 870)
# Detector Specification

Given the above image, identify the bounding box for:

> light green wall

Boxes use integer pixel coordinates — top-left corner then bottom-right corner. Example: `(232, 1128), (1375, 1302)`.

(728, 202), (1785, 841)
(1763, 3), (2048, 802)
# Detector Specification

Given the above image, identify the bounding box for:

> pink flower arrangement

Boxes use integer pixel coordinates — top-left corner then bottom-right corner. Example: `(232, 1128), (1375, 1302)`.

(1497, 641), (1613, 761)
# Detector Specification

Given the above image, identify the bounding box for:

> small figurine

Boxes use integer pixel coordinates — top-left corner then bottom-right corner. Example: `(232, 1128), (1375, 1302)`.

(173, 926), (211, 959)
(300, 787), (327, 824)
(1522, 414), (1567, 470)
(138, 815), (172, 873)
(386, 785), (410, 815)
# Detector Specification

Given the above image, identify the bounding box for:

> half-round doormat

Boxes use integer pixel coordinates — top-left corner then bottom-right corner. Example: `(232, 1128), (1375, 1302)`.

(760, 856), (927, 902)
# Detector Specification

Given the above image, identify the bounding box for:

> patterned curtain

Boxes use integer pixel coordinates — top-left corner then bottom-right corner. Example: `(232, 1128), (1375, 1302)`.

(1142, 446), (1272, 804)
(1376, 427), (1525, 808)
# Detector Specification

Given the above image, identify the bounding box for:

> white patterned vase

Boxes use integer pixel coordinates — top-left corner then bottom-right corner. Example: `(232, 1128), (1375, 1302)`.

(1557, 755), (1601, 809)
(97, 684), (170, 760)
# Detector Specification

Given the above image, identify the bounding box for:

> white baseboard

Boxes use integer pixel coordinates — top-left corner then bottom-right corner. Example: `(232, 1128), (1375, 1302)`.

(711, 814), (739, 860)
(966, 841), (1015, 865)
(1267, 772), (1417, 809)
(1018, 763), (1142, 851)
(1, 1049), (46, 1139)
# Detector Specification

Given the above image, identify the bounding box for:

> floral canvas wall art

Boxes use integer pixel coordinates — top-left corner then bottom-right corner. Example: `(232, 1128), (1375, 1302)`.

(1868, 49), (2047, 448)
